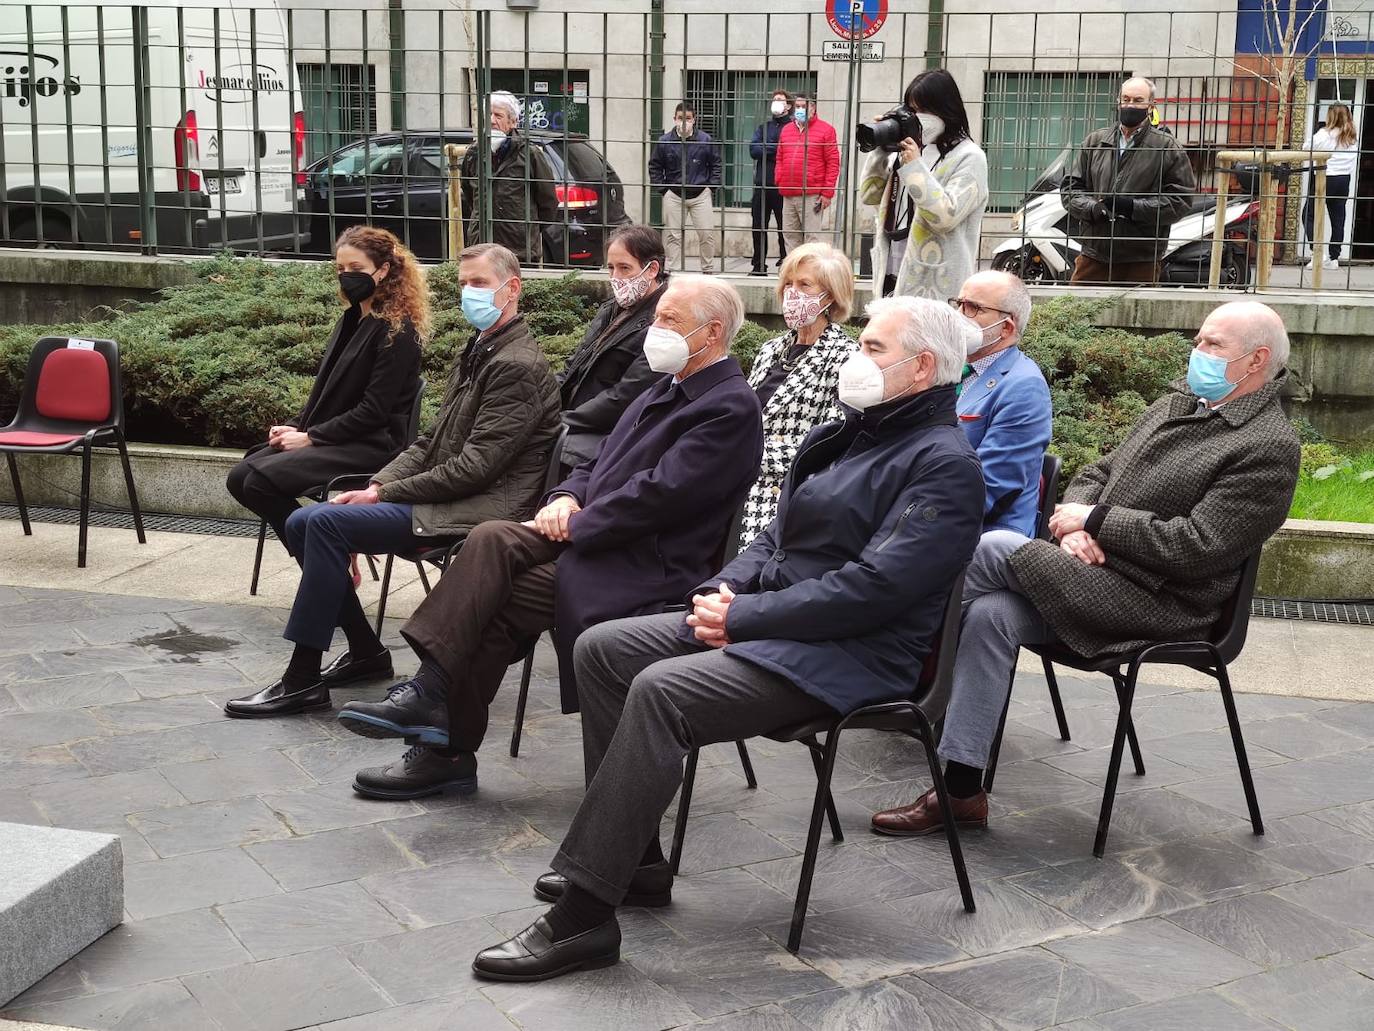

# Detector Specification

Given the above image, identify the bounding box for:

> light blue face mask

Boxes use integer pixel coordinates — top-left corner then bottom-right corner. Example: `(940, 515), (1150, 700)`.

(1187, 347), (1251, 403)
(793, 107), (809, 126)
(461, 279), (512, 330)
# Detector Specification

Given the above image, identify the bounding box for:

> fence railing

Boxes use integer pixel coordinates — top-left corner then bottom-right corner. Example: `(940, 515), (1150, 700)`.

(3, 1), (1374, 292)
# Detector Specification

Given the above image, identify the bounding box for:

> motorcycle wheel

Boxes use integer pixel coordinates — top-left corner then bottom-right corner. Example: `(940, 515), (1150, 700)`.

(1221, 246), (1251, 289)
(993, 247), (1058, 283)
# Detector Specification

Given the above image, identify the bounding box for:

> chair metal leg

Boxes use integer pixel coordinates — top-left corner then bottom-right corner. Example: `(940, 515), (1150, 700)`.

(735, 740), (758, 789)
(510, 647), (535, 758)
(250, 518), (268, 596)
(1094, 666), (1140, 858)
(373, 554), (395, 636)
(415, 561), (432, 594)
(77, 441), (92, 568)
(114, 430), (145, 543)
(1041, 655), (1071, 741)
(788, 729), (844, 953)
(669, 747), (700, 875)
(1111, 674), (1147, 777)
(5, 453), (30, 535)
(983, 663), (1019, 793)
(364, 554), (380, 581)
(802, 739), (843, 843)
(920, 715), (976, 913)
(1215, 659), (1264, 836)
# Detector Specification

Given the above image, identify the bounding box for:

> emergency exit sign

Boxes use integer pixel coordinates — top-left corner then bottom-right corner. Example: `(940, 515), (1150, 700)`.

(821, 40), (885, 61)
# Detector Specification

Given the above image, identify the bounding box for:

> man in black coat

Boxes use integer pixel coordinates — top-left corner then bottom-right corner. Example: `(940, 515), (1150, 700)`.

(336, 276), (764, 800)
(468, 296), (985, 982)
(749, 88), (792, 275)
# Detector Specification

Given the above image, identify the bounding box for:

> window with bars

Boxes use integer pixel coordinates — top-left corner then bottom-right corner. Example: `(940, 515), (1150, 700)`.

(299, 63), (377, 163)
(685, 70), (818, 207)
(982, 71), (1122, 212)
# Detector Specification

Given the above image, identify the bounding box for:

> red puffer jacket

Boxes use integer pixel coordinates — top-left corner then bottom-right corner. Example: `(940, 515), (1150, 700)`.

(775, 118), (841, 199)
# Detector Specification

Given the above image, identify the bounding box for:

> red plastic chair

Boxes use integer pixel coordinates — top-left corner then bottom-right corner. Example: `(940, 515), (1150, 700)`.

(0, 336), (145, 567)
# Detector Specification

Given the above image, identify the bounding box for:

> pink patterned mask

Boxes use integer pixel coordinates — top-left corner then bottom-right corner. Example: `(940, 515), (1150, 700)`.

(610, 264), (656, 308)
(783, 286), (829, 330)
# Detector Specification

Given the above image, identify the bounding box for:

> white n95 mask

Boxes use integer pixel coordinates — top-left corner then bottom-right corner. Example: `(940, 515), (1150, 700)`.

(836, 351), (920, 410)
(643, 322), (710, 375)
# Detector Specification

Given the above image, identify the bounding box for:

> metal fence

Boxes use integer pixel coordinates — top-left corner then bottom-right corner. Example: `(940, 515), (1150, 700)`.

(4, 1), (1374, 292)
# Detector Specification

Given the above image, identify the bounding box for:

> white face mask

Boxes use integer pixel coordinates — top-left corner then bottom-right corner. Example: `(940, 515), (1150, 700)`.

(489, 129), (507, 154)
(916, 111), (945, 144)
(971, 314), (1009, 352)
(643, 322), (710, 375)
(770, 100), (787, 117)
(836, 351), (921, 410)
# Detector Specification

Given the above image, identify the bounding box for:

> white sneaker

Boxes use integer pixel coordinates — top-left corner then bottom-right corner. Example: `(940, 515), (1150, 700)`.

(1305, 257), (1318, 271)
(1323, 257), (1340, 270)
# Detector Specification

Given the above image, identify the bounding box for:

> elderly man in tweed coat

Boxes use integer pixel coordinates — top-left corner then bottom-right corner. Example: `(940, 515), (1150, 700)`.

(872, 300), (1302, 835)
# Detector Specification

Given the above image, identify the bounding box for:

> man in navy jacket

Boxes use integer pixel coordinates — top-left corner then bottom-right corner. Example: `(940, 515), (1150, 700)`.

(336, 277), (762, 801)
(951, 271), (1052, 537)
(649, 102), (722, 273)
(470, 296), (985, 982)
(749, 88), (793, 275)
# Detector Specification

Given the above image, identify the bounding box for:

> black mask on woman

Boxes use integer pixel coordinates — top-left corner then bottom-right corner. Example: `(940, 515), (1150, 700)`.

(339, 270), (377, 304)
(1118, 106), (1149, 129)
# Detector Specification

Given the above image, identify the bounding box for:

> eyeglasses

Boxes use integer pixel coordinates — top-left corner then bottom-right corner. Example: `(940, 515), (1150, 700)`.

(948, 297), (1013, 319)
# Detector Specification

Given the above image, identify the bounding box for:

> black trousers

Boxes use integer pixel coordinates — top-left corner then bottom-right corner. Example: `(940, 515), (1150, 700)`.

(226, 460), (299, 550)
(750, 187), (787, 270)
(1303, 174), (1351, 261)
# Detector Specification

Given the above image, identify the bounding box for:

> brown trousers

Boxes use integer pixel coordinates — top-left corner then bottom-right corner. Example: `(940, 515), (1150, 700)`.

(1070, 254), (1161, 286)
(400, 520), (564, 752)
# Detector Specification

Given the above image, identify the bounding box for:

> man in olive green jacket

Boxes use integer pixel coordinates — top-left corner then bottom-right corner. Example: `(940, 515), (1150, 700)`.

(224, 242), (562, 720)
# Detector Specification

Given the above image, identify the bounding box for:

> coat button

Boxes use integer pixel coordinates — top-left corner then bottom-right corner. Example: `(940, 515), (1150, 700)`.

(772, 486), (782, 497)
(773, 549), (786, 562)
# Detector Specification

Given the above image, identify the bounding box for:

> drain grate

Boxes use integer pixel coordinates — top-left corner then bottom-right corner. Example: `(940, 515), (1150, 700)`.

(0, 504), (261, 539)
(1252, 597), (1374, 626)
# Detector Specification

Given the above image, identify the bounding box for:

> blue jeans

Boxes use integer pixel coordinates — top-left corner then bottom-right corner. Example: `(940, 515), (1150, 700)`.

(282, 501), (428, 651)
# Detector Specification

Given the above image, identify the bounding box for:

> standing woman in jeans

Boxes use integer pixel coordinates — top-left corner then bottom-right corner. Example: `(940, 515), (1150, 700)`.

(1304, 103), (1358, 272)
(860, 69), (988, 301)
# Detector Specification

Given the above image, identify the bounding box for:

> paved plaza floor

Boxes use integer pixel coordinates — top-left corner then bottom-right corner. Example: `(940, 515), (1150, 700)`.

(1, 553), (1373, 1029)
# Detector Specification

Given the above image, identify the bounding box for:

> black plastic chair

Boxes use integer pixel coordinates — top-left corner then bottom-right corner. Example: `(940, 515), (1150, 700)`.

(988, 551), (1266, 858)
(669, 570), (975, 954)
(249, 379), (425, 595)
(0, 336), (145, 567)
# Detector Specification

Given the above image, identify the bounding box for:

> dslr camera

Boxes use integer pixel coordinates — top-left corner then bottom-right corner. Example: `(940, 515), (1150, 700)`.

(856, 105), (921, 153)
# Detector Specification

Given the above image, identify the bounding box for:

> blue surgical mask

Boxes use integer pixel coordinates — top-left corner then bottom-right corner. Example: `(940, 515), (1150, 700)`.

(793, 108), (809, 126)
(1187, 347), (1251, 403)
(461, 279), (512, 331)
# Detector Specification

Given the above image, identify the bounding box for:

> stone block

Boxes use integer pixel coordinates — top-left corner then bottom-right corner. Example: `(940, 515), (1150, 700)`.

(0, 822), (123, 1006)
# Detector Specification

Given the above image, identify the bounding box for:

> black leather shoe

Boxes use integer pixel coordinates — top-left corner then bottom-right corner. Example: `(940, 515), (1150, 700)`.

(353, 745), (477, 800)
(337, 679), (449, 746)
(533, 861), (672, 907)
(472, 915), (620, 982)
(321, 649), (393, 687)
(223, 679), (330, 718)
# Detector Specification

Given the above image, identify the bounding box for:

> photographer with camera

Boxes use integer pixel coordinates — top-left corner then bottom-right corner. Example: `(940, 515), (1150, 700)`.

(858, 70), (988, 301)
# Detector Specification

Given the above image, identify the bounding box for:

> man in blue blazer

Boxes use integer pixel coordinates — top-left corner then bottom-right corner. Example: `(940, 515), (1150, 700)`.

(336, 277), (763, 800)
(950, 271), (1052, 538)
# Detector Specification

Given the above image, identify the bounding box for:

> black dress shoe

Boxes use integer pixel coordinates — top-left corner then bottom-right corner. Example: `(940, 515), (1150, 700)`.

(533, 861), (672, 907)
(472, 915), (620, 982)
(353, 745), (477, 800)
(337, 679), (449, 746)
(223, 679), (330, 718)
(321, 648), (393, 687)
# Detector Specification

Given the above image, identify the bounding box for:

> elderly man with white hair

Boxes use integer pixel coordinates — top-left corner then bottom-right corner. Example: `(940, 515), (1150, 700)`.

(469, 296), (985, 981)
(872, 299), (1301, 837)
(460, 90), (561, 264)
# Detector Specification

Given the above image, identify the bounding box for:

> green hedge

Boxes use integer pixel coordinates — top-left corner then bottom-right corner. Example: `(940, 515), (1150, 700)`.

(0, 257), (1206, 487)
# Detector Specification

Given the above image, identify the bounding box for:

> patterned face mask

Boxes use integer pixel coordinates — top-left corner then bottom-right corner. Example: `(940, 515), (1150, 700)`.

(609, 263), (656, 308)
(782, 286), (830, 330)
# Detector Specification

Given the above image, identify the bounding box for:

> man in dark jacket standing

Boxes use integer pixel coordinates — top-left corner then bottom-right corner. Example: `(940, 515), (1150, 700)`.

(1061, 77), (1196, 284)
(649, 102), (721, 273)
(337, 277), (764, 800)
(749, 88), (792, 275)
(468, 296), (985, 982)
(460, 91), (561, 264)
(223, 243), (562, 720)
(871, 300), (1301, 837)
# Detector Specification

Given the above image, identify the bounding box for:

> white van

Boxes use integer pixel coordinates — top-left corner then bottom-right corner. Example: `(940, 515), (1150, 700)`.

(0, 0), (307, 251)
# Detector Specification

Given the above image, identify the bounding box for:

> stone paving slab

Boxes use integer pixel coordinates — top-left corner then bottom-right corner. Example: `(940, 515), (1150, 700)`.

(0, 582), (1371, 1030)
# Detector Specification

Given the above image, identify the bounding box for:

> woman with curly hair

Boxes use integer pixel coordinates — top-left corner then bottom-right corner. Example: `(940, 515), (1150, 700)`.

(227, 225), (427, 566)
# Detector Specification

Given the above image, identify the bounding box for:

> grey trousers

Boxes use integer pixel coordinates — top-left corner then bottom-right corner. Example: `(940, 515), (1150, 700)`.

(551, 611), (831, 905)
(938, 530), (1056, 770)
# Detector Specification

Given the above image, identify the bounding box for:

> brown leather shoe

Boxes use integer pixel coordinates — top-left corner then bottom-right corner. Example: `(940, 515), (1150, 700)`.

(870, 787), (988, 837)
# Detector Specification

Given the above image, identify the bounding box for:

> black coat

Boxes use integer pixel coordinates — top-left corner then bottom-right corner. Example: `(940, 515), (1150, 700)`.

(241, 308), (422, 497)
(550, 357), (764, 712)
(750, 115), (790, 188)
(557, 281), (668, 468)
(681, 385), (985, 714)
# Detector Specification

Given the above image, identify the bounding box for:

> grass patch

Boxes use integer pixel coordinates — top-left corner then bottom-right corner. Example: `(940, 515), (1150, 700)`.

(1290, 446), (1374, 523)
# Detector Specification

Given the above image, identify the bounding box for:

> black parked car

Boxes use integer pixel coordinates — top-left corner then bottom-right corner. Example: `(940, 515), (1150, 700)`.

(303, 129), (630, 264)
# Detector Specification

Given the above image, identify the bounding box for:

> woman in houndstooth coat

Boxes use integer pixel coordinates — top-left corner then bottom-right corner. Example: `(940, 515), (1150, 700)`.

(739, 243), (859, 553)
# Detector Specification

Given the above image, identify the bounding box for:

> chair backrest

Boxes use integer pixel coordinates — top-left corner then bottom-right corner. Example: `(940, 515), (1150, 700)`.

(915, 567), (968, 723)
(11, 337), (122, 431)
(716, 501), (749, 567)
(1036, 452), (1062, 541)
(1212, 550), (1263, 663)
(405, 378), (426, 441)
(542, 426), (570, 495)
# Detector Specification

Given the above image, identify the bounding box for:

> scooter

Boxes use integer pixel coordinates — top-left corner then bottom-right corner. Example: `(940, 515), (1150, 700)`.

(991, 148), (1261, 288)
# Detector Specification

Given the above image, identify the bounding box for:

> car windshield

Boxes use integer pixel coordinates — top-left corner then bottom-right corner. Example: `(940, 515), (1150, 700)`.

(325, 141), (408, 182)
